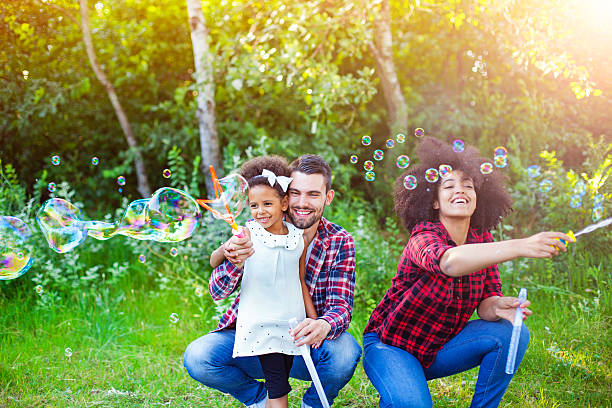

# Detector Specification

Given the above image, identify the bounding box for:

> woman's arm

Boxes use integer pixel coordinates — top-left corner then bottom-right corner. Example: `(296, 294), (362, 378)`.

(440, 231), (572, 277)
(300, 237), (317, 319)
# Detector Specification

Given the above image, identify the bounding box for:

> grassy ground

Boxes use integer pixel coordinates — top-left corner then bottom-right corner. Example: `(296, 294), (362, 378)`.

(1, 275), (610, 408)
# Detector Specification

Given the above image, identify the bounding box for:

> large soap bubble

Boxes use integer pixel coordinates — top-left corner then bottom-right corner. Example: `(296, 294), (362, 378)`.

(196, 174), (248, 226)
(0, 216), (35, 280)
(37, 187), (202, 253)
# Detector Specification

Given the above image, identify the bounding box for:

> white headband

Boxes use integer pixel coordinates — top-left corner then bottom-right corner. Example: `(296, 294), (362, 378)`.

(260, 169), (293, 192)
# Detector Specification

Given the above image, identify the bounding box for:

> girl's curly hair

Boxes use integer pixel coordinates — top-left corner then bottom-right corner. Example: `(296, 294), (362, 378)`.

(240, 155), (291, 197)
(394, 137), (513, 233)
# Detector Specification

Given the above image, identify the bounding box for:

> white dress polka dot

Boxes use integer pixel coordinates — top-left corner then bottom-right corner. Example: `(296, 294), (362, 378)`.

(233, 220), (305, 357)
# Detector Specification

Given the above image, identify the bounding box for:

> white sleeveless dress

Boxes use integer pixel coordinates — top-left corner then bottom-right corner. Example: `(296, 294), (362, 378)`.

(233, 220), (306, 357)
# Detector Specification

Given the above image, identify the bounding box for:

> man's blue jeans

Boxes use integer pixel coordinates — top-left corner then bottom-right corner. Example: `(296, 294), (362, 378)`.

(363, 319), (530, 408)
(183, 329), (362, 407)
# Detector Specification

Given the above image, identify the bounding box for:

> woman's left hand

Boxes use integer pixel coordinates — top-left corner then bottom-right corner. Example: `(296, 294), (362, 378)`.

(495, 296), (532, 323)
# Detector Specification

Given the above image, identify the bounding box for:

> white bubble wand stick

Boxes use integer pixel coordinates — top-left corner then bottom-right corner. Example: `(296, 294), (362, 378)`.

(505, 288), (527, 375)
(288, 318), (330, 408)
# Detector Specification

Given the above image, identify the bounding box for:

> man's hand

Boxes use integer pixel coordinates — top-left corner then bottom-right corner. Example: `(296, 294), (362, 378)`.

(223, 228), (254, 268)
(289, 318), (331, 349)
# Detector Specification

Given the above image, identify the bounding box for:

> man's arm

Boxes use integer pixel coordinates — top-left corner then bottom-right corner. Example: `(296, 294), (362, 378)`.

(209, 259), (244, 301)
(291, 234), (356, 347)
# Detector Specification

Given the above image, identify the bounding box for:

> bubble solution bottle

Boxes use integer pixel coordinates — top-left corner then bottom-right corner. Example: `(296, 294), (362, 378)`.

(505, 288), (527, 375)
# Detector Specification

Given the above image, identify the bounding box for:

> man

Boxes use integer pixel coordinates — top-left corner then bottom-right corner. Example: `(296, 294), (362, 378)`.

(183, 155), (360, 408)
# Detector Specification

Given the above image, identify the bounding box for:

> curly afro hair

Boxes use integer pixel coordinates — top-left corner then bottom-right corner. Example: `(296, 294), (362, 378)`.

(240, 155), (291, 197)
(394, 137), (513, 233)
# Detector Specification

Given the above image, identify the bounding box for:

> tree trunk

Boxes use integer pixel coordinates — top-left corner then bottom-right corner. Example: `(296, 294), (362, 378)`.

(79, 0), (151, 198)
(368, 0), (408, 137)
(186, 0), (222, 198)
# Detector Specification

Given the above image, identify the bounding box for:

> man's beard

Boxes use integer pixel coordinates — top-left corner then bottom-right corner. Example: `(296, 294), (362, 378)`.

(287, 207), (322, 229)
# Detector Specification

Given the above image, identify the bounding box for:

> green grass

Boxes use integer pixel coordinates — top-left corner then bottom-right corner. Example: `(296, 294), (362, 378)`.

(1, 274), (610, 408)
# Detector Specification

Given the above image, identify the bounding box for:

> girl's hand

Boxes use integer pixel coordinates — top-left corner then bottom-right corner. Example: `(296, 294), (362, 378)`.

(495, 296), (532, 324)
(289, 318), (331, 349)
(518, 231), (573, 259)
(223, 229), (254, 267)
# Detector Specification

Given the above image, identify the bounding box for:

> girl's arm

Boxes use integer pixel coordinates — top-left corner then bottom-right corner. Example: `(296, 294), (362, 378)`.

(209, 228), (251, 269)
(300, 237), (317, 319)
(439, 231), (572, 277)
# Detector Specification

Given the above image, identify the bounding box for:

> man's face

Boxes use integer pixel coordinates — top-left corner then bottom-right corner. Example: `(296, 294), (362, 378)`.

(286, 171), (334, 229)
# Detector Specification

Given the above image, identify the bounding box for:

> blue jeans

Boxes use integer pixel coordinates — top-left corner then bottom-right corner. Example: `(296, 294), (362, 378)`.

(183, 329), (362, 407)
(363, 319), (530, 408)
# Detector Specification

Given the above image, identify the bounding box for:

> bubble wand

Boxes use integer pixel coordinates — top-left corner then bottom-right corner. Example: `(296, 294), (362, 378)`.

(196, 165), (247, 237)
(555, 216), (612, 247)
(505, 287), (527, 375)
(288, 317), (330, 408)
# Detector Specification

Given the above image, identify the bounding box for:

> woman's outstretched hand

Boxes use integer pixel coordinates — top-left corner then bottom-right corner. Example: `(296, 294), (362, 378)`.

(517, 231), (574, 259)
(494, 296), (532, 324)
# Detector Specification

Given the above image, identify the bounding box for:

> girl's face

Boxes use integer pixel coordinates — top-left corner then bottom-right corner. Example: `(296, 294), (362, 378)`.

(433, 170), (477, 220)
(248, 185), (288, 233)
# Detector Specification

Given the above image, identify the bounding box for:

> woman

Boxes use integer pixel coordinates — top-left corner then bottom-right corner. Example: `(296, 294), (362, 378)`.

(362, 137), (572, 408)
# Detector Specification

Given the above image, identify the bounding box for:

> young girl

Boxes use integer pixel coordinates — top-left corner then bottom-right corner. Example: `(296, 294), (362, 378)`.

(210, 155), (317, 408)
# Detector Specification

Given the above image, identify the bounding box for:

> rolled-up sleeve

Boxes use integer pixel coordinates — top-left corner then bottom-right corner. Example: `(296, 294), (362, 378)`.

(319, 235), (356, 339)
(209, 260), (243, 301)
(407, 228), (453, 275)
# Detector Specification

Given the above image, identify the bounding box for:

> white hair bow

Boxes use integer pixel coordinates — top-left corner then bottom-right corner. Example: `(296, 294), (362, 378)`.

(261, 169), (293, 192)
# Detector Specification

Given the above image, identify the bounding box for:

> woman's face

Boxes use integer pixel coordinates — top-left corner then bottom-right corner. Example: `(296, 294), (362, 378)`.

(433, 170), (477, 220)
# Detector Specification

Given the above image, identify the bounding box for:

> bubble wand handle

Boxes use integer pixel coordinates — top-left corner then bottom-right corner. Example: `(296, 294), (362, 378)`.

(288, 318), (330, 408)
(505, 288), (527, 375)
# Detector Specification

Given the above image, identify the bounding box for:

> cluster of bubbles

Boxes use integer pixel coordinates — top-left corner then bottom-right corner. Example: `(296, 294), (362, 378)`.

(592, 192), (605, 222)
(493, 146), (508, 168)
(353, 129), (425, 181)
(525, 164), (554, 193)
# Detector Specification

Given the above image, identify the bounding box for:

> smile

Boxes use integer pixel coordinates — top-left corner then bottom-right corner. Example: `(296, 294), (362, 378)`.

(293, 209), (313, 216)
(451, 197), (468, 205)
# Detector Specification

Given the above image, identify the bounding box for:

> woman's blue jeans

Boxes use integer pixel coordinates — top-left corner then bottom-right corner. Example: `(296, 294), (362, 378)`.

(363, 319), (530, 408)
(183, 329), (362, 407)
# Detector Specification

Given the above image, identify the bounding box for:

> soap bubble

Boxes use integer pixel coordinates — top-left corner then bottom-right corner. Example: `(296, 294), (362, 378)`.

(414, 128), (425, 138)
(493, 155), (508, 168)
(494, 146), (508, 157)
(48, 182), (57, 192)
(538, 179), (553, 193)
(36, 199), (88, 253)
(403, 175), (418, 190)
(569, 194), (582, 209)
(573, 181), (587, 196)
(592, 206), (603, 222)
(396, 133), (406, 143)
(438, 164), (453, 178)
(117, 176), (126, 186)
(147, 187), (202, 242)
(35, 285), (43, 294)
(452, 139), (465, 153)
(361, 135), (372, 146)
(593, 193), (604, 206)
(163, 169), (172, 178)
(425, 168), (439, 183)
(194, 287), (204, 297)
(480, 162), (493, 175)
(386, 139), (395, 148)
(170, 247), (178, 257)
(51, 156), (60, 166)
(65, 347), (73, 357)
(138, 254), (146, 263)
(527, 165), (540, 178)
(0, 216), (34, 280)
(364, 161), (374, 171)
(169, 313), (179, 324)
(91, 157), (99, 166)
(373, 150), (384, 161)
(396, 155), (410, 169)
(350, 155), (358, 164)
(365, 171), (375, 181)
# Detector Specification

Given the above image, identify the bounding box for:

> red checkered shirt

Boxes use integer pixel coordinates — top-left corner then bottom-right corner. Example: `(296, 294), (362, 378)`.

(364, 221), (502, 367)
(209, 217), (356, 339)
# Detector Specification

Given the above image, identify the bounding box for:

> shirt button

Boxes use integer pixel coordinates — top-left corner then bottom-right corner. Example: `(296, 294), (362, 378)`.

(455, 296), (460, 300)
(456, 313), (459, 317)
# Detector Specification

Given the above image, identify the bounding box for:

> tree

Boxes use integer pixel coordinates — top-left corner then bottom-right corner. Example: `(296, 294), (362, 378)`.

(78, 0), (151, 197)
(186, 0), (221, 197)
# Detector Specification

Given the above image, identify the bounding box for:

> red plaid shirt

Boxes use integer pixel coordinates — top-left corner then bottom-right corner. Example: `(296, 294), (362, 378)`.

(364, 221), (502, 367)
(209, 217), (356, 339)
